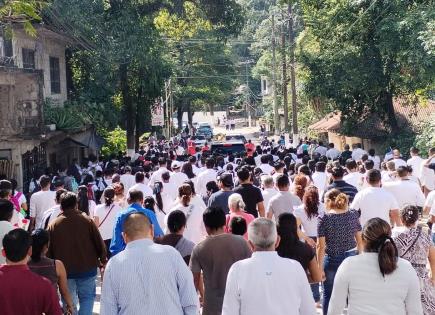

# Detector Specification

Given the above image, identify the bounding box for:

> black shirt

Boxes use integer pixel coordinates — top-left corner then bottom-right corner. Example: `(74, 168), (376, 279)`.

(277, 240), (315, 271)
(322, 180), (358, 203)
(233, 183), (264, 217)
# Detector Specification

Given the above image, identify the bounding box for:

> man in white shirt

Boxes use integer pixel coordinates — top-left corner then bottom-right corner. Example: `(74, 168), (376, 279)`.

(148, 157), (171, 187)
(128, 172), (153, 200)
(259, 155), (274, 175)
(0, 200), (14, 265)
(261, 175), (278, 210)
(222, 218), (316, 315)
(351, 143), (367, 162)
(367, 149), (381, 170)
(424, 190), (435, 216)
(120, 166), (136, 192)
(314, 141), (328, 157)
(392, 149), (407, 169)
(29, 175), (56, 231)
(420, 148), (435, 196)
(170, 161), (188, 188)
(381, 161), (398, 184)
(383, 166), (425, 210)
(343, 159), (363, 190)
(351, 169), (400, 227)
(407, 147), (423, 179)
(195, 158), (217, 197)
(312, 161), (329, 195)
(326, 143), (341, 161)
(267, 175), (302, 220)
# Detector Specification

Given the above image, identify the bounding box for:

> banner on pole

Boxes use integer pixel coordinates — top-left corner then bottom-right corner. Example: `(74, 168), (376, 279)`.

(151, 98), (164, 127)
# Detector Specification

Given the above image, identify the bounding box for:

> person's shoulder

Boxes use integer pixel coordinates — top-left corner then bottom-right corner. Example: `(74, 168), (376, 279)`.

(396, 257), (417, 275)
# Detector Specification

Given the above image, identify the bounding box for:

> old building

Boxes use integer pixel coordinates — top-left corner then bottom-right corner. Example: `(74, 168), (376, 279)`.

(0, 26), (103, 192)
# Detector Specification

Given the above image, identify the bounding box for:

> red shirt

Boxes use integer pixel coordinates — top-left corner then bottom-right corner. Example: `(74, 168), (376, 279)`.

(0, 264), (62, 315)
(202, 145), (210, 152)
(245, 143), (255, 156)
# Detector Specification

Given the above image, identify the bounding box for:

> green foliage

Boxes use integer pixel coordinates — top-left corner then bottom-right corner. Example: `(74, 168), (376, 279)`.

(0, 0), (49, 36)
(416, 113), (435, 156)
(100, 126), (127, 157)
(298, 0), (435, 133)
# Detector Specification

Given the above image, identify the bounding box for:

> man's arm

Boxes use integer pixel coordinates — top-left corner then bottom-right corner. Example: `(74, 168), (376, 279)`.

(148, 211), (164, 237)
(174, 252), (198, 315)
(29, 194), (36, 231)
(90, 219), (107, 265)
(257, 201), (265, 217)
(44, 281), (63, 315)
(100, 262), (119, 315)
(109, 214), (125, 256)
(221, 264), (240, 315)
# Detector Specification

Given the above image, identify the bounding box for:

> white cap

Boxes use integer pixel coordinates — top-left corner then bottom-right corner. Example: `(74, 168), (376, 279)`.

(172, 161), (182, 169)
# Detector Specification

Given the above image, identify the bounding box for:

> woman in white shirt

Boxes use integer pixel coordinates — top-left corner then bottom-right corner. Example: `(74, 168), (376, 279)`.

(93, 187), (122, 258)
(328, 217), (423, 315)
(166, 184), (206, 244)
(77, 185), (96, 217)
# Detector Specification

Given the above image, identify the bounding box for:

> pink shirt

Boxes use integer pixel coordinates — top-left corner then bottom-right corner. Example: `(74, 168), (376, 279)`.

(225, 212), (255, 240)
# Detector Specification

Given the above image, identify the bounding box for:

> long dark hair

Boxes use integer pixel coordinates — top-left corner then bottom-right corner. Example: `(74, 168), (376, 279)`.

(31, 229), (49, 262)
(276, 213), (299, 258)
(363, 218), (398, 276)
(77, 185), (90, 215)
(303, 186), (320, 219)
(153, 182), (164, 212)
(181, 163), (195, 179)
(103, 187), (115, 207)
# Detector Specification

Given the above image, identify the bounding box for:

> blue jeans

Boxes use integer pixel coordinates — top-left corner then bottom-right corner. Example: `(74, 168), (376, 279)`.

(66, 275), (97, 315)
(322, 250), (357, 315)
(311, 283), (320, 302)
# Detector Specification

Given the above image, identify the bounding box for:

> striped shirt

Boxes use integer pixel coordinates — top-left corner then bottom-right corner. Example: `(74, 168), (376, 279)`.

(322, 180), (358, 203)
(101, 239), (198, 315)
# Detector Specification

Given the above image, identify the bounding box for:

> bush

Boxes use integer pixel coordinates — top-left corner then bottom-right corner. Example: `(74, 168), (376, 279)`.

(415, 113), (435, 156)
(100, 126), (127, 157)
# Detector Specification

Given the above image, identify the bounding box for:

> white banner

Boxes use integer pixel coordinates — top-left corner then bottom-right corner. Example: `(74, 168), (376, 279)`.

(151, 98), (164, 127)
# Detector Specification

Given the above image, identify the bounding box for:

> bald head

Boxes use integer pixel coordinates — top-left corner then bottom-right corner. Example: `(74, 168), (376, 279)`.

(122, 212), (153, 243)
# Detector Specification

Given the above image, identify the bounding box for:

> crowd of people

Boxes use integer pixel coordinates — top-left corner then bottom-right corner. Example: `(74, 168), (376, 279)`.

(0, 135), (435, 315)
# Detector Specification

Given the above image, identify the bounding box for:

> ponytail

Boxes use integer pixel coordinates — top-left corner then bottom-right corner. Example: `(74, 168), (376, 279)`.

(103, 187), (115, 207)
(324, 189), (348, 211)
(378, 237), (398, 276)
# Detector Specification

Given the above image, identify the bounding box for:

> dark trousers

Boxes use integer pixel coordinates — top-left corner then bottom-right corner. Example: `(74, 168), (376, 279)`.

(322, 250), (357, 315)
(104, 239), (112, 259)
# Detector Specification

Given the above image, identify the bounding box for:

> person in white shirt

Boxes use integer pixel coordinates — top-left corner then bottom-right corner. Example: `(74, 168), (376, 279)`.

(367, 148), (381, 170)
(170, 161), (189, 188)
(311, 161), (329, 195)
(420, 148), (435, 196)
(128, 172), (153, 199)
(120, 166), (136, 192)
(351, 169), (401, 227)
(258, 155), (274, 175)
(261, 175), (278, 210)
(383, 166), (425, 210)
(343, 159), (363, 190)
(351, 143), (367, 162)
(381, 160), (398, 184)
(0, 200), (14, 265)
(328, 217), (422, 315)
(267, 175), (302, 220)
(392, 149), (407, 169)
(161, 171), (178, 204)
(30, 175), (56, 230)
(148, 157), (171, 188)
(314, 141), (328, 157)
(93, 187), (122, 257)
(195, 158), (217, 198)
(325, 143), (341, 161)
(407, 147), (424, 179)
(222, 218), (316, 315)
(424, 190), (435, 216)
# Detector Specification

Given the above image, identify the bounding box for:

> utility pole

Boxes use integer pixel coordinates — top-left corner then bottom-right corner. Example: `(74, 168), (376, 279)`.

(271, 14), (280, 134)
(281, 9), (289, 132)
(288, 3), (298, 135)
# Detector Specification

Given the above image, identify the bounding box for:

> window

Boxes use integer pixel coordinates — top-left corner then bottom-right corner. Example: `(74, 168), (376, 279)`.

(49, 56), (61, 94)
(22, 48), (35, 69)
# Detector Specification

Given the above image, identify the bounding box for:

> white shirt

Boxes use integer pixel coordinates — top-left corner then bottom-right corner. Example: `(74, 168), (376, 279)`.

(162, 182), (178, 203)
(148, 167), (171, 187)
(350, 187), (399, 227)
(351, 148), (367, 161)
(328, 253), (422, 315)
(429, 206), (435, 233)
(166, 202), (206, 244)
(383, 180), (425, 209)
(314, 146), (327, 156)
(29, 190), (56, 228)
(120, 173), (136, 192)
(171, 171), (189, 189)
(343, 172), (364, 191)
(94, 203), (122, 240)
(326, 148), (341, 160)
(368, 155), (381, 169)
(128, 183), (153, 199)
(261, 188), (278, 210)
(420, 159), (435, 190)
(311, 171), (329, 194)
(259, 164), (274, 175)
(393, 158), (407, 169)
(293, 203), (325, 237)
(407, 156), (423, 177)
(425, 190), (435, 210)
(195, 168), (217, 197)
(0, 221), (14, 264)
(222, 251), (316, 315)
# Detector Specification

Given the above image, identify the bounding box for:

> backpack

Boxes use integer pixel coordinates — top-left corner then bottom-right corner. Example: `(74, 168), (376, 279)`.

(11, 192), (24, 214)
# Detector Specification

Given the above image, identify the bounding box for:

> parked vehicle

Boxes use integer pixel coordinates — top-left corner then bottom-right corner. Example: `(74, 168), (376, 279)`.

(196, 124), (213, 140)
(225, 134), (247, 144)
(210, 141), (246, 156)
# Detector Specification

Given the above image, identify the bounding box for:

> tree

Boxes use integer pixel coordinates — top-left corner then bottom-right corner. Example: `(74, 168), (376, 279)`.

(299, 0), (435, 134)
(0, 0), (49, 35)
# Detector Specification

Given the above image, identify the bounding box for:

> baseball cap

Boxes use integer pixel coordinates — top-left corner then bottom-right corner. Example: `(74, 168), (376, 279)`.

(172, 161), (182, 169)
(218, 173), (233, 188)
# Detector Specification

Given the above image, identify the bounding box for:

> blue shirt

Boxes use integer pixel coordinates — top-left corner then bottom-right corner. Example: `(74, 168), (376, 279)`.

(101, 239), (198, 315)
(109, 203), (164, 256)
